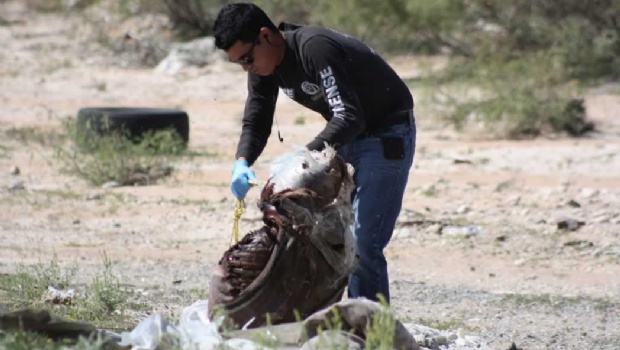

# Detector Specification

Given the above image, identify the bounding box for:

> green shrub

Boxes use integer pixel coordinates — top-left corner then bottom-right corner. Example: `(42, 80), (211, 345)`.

(57, 118), (182, 186)
(0, 253), (77, 309)
(90, 254), (126, 314)
(435, 51), (590, 138)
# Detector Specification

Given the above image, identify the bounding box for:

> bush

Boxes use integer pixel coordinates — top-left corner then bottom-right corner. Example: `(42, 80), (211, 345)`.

(56, 118), (183, 187)
(433, 51), (591, 138)
(315, 0), (469, 54)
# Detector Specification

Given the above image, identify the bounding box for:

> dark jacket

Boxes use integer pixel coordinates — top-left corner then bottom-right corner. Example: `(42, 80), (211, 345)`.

(237, 22), (414, 165)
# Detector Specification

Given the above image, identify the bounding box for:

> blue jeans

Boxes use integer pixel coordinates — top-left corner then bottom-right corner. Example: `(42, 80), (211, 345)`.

(337, 111), (416, 303)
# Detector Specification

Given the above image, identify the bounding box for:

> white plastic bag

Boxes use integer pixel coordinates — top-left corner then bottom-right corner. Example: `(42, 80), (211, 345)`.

(177, 299), (223, 349)
(118, 313), (173, 350)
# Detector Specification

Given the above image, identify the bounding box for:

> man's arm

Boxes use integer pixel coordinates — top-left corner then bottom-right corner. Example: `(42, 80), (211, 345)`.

(236, 73), (279, 165)
(301, 35), (366, 151)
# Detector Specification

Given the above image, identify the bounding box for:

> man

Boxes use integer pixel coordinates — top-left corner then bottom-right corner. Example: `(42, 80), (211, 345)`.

(213, 3), (416, 303)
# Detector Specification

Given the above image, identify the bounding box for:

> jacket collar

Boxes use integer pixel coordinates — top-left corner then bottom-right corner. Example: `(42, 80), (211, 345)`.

(278, 22), (303, 32)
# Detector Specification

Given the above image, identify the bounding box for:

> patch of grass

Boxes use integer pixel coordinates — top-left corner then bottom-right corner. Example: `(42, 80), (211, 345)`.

(364, 298), (397, 350)
(55, 118), (187, 187)
(89, 254), (125, 313)
(0, 253), (77, 309)
(0, 143), (12, 158)
(0, 253), (132, 331)
(434, 52), (590, 138)
(40, 189), (84, 201)
(3, 126), (66, 147)
(4, 189), (87, 210)
(294, 116), (306, 125)
(421, 185), (438, 197)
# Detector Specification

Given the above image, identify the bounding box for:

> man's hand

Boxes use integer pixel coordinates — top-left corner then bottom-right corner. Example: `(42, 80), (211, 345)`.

(231, 159), (257, 199)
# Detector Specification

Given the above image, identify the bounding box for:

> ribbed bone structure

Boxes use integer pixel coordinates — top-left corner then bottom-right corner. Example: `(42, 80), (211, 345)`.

(220, 227), (275, 297)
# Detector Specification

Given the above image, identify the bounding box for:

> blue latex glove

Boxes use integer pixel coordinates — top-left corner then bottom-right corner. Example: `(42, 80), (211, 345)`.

(231, 159), (257, 199)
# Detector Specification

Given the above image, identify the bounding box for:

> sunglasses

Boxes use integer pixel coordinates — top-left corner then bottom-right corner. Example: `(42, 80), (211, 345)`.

(229, 38), (259, 65)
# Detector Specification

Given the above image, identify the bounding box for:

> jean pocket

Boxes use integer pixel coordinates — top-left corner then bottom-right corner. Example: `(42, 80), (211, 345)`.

(381, 137), (405, 160)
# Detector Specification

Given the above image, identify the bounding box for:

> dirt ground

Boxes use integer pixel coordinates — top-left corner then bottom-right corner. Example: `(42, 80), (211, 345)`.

(1, 2), (619, 349)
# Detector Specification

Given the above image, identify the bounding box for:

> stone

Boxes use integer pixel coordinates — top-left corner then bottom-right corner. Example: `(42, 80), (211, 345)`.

(301, 331), (363, 350)
(507, 195), (521, 206)
(9, 166), (20, 176)
(580, 188), (600, 199)
(442, 225), (483, 238)
(102, 181), (120, 189)
(155, 37), (223, 75)
(42, 286), (75, 305)
(8, 180), (25, 191)
(456, 205), (471, 214)
(592, 210), (614, 224)
(557, 219), (585, 231)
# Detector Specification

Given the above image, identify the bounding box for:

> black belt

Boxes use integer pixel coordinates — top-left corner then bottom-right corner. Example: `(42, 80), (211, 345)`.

(364, 110), (413, 135)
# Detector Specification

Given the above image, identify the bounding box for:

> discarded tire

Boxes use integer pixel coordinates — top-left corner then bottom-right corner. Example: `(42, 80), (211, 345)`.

(76, 107), (190, 144)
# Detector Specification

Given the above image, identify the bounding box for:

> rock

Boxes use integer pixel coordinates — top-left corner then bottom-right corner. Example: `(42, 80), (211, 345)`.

(155, 37), (223, 75)
(415, 335), (440, 349)
(42, 286), (75, 305)
(456, 205), (471, 214)
(8, 180), (25, 191)
(301, 331), (363, 350)
(441, 225), (483, 238)
(557, 219), (585, 231)
(507, 195), (521, 206)
(560, 178), (571, 189)
(427, 224), (443, 235)
(580, 188), (599, 199)
(102, 181), (120, 189)
(566, 199), (581, 208)
(9, 166), (20, 176)
(394, 228), (416, 239)
(564, 240), (593, 248)
(592, 210), (614, 224)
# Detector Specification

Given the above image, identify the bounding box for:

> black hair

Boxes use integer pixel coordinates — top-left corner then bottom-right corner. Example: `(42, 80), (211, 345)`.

(213, 3), (278, 50)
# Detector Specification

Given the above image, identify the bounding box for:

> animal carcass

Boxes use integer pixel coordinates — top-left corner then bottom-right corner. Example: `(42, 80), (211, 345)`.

(208, 147), (357, 328)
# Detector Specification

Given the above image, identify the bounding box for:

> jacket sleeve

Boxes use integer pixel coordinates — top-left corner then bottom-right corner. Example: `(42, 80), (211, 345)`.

(300, 35), (365, 151)
(235, 73), (279, 166)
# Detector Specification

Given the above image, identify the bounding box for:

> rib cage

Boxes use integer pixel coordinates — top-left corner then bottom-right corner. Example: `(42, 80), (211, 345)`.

(220, 227), (275, 297)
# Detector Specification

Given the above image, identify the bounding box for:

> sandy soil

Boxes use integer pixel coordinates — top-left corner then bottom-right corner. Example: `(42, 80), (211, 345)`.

(1, 2), (619, 349)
